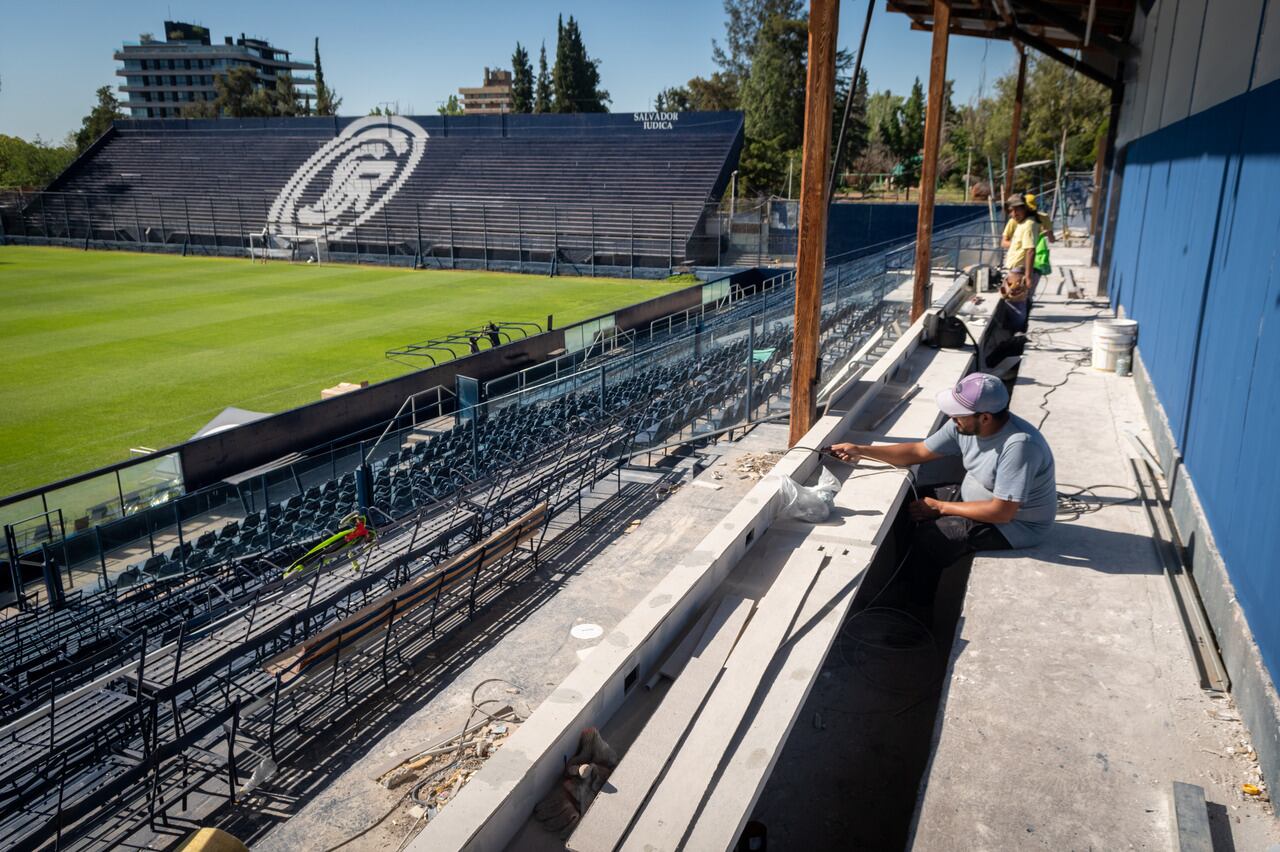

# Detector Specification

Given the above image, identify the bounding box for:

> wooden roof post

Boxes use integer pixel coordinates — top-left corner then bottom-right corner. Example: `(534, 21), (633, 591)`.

(911, 0), (951, 322)
(1006, 43), (1027, 201)
(788, 0), (840, 445)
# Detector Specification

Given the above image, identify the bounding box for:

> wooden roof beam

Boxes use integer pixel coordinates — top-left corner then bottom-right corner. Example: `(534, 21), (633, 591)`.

(1009, 0), (1133, 57)
(908, 19), (1119, 86)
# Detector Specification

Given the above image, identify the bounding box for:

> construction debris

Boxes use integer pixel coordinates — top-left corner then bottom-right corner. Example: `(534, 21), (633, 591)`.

(533, 727), (619, 837)
(733, 451), (784, 481)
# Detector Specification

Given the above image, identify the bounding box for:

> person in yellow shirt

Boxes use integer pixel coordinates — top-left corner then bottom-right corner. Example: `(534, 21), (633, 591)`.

(1002, 195), (1040, 282)
(1001, 193), (1055, 246)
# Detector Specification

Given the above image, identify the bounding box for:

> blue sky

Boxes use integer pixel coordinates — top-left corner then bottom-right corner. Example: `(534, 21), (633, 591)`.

(0, 0), (1017, 142)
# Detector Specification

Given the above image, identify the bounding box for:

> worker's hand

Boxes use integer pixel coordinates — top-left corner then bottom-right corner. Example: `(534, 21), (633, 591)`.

(826, 443), (863, 463)
(908, 497), (943, 521)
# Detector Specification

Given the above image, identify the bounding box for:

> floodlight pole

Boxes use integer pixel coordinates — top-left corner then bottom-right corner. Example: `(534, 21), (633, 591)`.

(788, 0), (839, 445)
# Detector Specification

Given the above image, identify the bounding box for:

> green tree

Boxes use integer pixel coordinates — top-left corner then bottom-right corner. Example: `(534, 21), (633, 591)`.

(865, 90), (903, 142)
(74, 86), (125, 153)
(830, 67), (870, 193)
(656, 72), (739, 112)
(880, 77), (925, 188)
(686, 72), (739, 110)
(438, 94), (464, 116)
(511, 43), (534, 113)
(964, 56), (1109, 183)
(534, 42), (552, 113)
(272, 73), (303, 116)
(712, 0), (804, 82)
(654, 86), (692, 111)
(552, 15), (609, 113)
(0, 135), (76, 188)
(737, 13), (807, 192)
(211, 66), (263, 117)
(314, 37), (342, 116)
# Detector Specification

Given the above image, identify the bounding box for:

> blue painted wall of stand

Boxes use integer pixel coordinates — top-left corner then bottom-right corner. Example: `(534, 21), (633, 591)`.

(1108, 77), (1280, 681)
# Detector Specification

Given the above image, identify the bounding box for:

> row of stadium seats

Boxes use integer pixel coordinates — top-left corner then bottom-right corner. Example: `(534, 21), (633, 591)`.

(31, 120), (741, 262)
(0, 263), (898, 725)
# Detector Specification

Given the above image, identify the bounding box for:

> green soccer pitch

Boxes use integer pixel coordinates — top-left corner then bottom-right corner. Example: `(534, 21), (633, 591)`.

(0, 246), (689, 497)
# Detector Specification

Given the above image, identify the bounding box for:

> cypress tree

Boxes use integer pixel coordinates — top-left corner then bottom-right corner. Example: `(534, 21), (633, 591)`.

(534, 42), (552, 113)
(511, 42), (534, 113)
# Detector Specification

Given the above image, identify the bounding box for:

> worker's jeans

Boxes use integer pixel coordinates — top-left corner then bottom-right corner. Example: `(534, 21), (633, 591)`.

(902, 484), (1012, 606)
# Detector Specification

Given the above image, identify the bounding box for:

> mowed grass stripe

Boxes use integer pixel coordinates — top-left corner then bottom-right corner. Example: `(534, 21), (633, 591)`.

(0, 246), (686, 496)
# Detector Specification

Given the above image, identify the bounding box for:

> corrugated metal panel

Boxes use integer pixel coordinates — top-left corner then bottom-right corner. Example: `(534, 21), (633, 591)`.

(1112, 76), (1280, 680)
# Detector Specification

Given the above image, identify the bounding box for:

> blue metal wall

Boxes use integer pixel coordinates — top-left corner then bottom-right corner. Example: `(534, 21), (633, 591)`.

(1109, 76), (1280, 680)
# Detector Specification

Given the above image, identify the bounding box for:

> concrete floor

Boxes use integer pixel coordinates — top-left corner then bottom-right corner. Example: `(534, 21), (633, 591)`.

(211, 427), (794, 851)
(911, 248), (1280, 850)
(204, 252), (1280, 851)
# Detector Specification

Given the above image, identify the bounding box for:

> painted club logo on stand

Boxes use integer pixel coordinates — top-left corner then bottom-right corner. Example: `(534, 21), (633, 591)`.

(268, 115), (428, 244)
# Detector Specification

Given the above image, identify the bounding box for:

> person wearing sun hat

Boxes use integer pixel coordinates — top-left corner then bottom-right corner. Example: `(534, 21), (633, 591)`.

(827, 372), (1056, 604)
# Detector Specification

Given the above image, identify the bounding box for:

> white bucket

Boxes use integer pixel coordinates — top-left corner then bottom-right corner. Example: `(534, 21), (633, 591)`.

(1092, 318), (1138, 371)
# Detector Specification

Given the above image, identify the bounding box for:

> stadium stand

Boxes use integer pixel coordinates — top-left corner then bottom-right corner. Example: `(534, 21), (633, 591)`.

(10, 113), (744, 271)
(0, 218), (990, 849)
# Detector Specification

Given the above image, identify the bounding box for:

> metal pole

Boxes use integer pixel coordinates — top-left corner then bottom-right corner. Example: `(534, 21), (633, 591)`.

(449, 202), (456, 269)
(552, 206), (559, 276)
(517, 205), (524, 273)
(590, 207), (596, 277)
(83, 196), (93, 250)
(415, 201), (424, 268)
(236, 198), (246, 251)
(630, 208), (635, 278)
(133, 198), (144, 251)
(668, 203), (674, 271)
(108, 198), (118, 246)
(746, 315), (756, 424)
(61, 195), (71, 243)
(383, 204), (392, 266)
(827, 0), (875, 205)
(482, 204), (489, 270)
(730, 171), (737, 238)
(183, 197), (191, 248)
(209, 198), (219, 253)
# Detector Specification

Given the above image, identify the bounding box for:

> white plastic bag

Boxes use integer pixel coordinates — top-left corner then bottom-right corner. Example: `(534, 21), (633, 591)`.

(772, 466), (840, 523)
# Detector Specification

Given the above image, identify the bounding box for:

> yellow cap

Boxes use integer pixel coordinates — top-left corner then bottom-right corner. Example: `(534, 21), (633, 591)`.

(1024, 193), (1038, 212)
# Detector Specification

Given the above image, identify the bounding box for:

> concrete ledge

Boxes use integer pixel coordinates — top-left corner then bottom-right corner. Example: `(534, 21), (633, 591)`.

(409, 274), (976, 851)
(1132, 352), (1280, 805)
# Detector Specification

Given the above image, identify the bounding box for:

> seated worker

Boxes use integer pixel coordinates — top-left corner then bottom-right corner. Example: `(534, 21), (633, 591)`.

(828, 372), (1056, 606)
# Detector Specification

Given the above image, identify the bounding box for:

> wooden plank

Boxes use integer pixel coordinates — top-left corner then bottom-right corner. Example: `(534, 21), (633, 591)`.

(789, 0), (839, 443)
(910, 0), (951, 321)
(1172, 781), (1213, 852)
(655, 601), (717, 683)
(618, 545), (828, 851)
(567, 596), (754, 852)
(683, 550), (868, 851)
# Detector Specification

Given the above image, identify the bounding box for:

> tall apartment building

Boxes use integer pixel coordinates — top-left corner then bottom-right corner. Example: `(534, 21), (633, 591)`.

(458, 68), (514, 115)
(115, 21), (315, 119)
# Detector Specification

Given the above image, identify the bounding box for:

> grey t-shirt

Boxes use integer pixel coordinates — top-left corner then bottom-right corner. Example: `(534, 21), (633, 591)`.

(923, 413), (1057, 547)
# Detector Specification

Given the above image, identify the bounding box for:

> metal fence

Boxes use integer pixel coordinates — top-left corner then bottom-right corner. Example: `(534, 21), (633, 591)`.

(0, 189), (735, 277)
